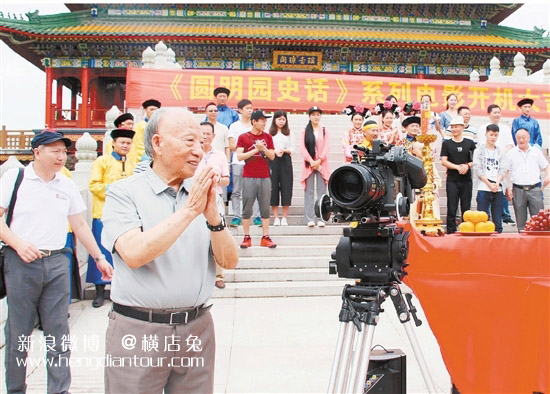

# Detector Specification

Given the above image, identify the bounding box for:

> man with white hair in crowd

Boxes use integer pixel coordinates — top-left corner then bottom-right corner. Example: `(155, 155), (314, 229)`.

(502, 128), (550, 232)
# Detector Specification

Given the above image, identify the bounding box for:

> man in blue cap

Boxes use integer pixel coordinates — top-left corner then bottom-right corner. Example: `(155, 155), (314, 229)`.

(0, 130), (113, 393)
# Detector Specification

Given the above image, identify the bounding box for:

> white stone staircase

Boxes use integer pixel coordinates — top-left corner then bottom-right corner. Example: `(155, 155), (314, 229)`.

(215, 114), (351, 298)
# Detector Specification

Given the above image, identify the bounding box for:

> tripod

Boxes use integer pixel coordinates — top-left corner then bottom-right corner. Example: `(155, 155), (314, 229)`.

(327, 282), (437, 394)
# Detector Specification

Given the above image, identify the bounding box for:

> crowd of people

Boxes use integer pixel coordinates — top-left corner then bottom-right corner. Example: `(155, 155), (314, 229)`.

(60, 90), (550, 296)
(0, 85), (548, 393)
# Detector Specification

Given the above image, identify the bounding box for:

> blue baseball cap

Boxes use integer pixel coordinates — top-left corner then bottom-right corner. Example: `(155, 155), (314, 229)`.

(31, 131), (72, 149)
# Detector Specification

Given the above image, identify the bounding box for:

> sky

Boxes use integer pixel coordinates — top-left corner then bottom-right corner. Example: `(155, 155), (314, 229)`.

(0, 1), (549, 130)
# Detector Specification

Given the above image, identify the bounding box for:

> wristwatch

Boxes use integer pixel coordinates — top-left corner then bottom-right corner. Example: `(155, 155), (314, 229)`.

(206, 214), (226, 232)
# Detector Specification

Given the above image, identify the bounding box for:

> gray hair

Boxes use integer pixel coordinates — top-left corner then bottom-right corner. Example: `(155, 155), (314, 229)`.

(143, 107), (168, 159)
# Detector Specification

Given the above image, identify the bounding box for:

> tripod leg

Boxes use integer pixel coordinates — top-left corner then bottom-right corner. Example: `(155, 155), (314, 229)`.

(334, 322), (356, 394)
(403, 320), (437, 394)
(351, 323), (376, 394)
(328, 321), (349, 393)
(346, 321), (368, 394)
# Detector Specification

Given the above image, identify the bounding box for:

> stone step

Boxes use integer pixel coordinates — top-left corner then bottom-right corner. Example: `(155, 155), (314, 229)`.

(235, 256), (332, 269)
(211, 280), (353, 298)
(224, 267), (340, 282)
(234, 234), (341, 246)
(229, 225), (345, 236)
(228, 214), (323, 226)
(237, 244), (334, 257)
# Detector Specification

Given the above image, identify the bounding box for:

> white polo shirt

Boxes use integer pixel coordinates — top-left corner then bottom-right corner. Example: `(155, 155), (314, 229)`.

(0, 164), (86, 249)
(501, 146), (549, 186)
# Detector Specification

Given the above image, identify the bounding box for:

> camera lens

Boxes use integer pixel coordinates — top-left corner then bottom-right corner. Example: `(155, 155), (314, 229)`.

(328, 165), (385, 209)
(335, 171), (363, 201)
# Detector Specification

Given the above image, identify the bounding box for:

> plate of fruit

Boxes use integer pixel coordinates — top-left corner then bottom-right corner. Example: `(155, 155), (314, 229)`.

(456, 210), (497, 235)
(522, 209), (550, 235)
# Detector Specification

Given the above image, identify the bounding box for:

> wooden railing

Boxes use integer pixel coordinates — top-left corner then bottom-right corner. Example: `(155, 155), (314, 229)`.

(0, 126), (34, 150)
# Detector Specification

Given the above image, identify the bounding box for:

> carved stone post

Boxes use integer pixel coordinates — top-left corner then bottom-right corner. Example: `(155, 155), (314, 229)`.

(0, 156), (24, 178)
(487, 57), (502, 82)
(103, 105), (120, 153)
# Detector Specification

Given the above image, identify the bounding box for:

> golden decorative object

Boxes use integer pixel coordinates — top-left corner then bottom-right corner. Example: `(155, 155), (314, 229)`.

(412, 105), (444, 236)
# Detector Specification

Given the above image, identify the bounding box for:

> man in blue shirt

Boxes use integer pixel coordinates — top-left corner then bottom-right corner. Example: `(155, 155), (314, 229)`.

(511, 98), (542, 149)
(213, 87), (239, 128)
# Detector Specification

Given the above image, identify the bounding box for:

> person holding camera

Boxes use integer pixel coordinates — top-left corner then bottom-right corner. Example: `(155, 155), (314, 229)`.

(236, 110), (277, 248)
(300, 106), (331, 227)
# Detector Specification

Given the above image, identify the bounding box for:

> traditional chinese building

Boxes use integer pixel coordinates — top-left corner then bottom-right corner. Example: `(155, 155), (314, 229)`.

(0, 3), (549, 131)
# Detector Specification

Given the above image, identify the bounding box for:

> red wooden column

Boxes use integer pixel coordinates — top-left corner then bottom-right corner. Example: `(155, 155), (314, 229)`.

(56, 79), (63, 121)
(80, 67), (90, 128)
(45, 67), (53, 128)
(71, 88), (77, 120)
(90, 79), (97, 123)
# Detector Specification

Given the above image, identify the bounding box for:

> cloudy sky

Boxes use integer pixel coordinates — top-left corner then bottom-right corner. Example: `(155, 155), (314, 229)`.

(1, 1), (549, 130)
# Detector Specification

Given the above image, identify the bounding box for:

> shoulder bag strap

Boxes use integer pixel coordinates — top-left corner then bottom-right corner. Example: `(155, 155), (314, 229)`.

(5, 168), (25, 228)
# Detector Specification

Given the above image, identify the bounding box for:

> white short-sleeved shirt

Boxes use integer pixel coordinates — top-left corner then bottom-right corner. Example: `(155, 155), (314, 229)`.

(477, 122), (514, 151)
(271, 130), (296, 153)
(474, 146), (503, 192)
(501, 146), (549, 186)
(229, 120), (252, 165)
(0, 164), (86, 249)
(212, 122), (229, 155)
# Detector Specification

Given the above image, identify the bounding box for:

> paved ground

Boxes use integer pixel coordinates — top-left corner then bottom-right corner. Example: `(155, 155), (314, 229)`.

(1, 288), (451, 393)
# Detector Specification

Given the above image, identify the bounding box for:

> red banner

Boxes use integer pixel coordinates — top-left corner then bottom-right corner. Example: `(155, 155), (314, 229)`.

(125, 67), (550, 117)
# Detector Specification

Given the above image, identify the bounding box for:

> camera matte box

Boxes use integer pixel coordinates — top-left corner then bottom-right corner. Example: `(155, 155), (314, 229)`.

(364, 348), (406, 393)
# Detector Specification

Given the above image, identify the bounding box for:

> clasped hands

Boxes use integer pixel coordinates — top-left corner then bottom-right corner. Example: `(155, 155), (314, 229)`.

(184, 166), (222, 225)
(309, 158), (322, 171)
(457, 163), (470, 175)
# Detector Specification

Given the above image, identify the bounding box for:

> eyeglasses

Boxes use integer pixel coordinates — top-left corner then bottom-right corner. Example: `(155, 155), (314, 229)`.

(208, 109), (218, 113)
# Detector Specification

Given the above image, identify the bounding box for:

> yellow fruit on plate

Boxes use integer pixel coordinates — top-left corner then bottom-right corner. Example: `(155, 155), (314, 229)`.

(475, 221), (496, 233)
(470, 211), (489, 224)
(458, 221), (475, 232)
(463, 210), (475, 222)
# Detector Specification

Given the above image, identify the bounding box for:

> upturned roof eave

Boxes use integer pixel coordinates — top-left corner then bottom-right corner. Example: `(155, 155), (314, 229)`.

(1, 28), (548, 52)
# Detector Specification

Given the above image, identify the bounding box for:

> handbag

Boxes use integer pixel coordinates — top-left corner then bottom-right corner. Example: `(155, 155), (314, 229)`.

(0, 168), (25, 299)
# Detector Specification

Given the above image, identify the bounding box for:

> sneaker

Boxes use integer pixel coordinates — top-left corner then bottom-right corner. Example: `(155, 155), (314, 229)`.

(317, 221), (326, 228)
(215, 280), (226, 289)
(281, 217), (288, 226)
(503, 217), (515, 224)
(273, 218), (281, 226)
(307, 221), (315, 228)
(260, 235), (277, 248)
(230, 217), (242, 227)
(240, 235), (252, 249)
(253, 217), (262, 226)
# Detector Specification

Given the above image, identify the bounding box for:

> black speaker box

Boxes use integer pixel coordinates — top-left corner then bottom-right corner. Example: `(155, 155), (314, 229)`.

(364, 348), (406, 393)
